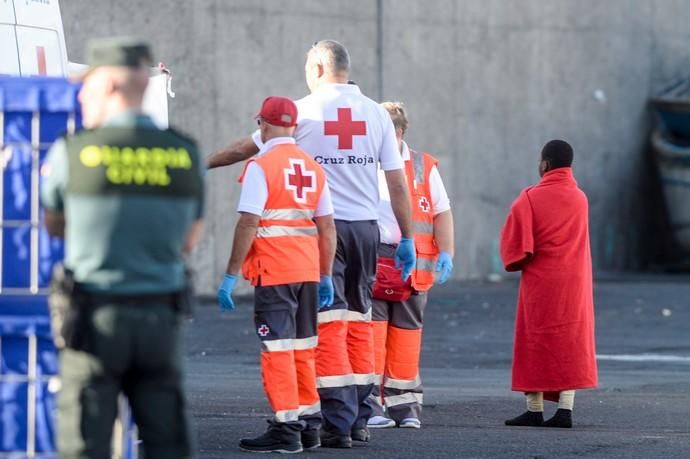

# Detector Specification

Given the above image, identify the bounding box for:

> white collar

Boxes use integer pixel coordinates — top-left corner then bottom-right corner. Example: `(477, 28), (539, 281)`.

(314, 83), (362, 96)
(258, 136), (296, 156)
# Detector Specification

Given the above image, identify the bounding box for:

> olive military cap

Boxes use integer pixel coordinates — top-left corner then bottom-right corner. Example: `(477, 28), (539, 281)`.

(75, 37), (153, 79)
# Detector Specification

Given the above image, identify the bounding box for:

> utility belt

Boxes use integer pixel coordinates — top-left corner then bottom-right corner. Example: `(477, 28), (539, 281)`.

(48, 264), (195, 351)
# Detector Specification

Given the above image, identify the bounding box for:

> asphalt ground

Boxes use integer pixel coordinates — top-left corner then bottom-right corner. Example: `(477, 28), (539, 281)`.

(184, 278), (690, 459)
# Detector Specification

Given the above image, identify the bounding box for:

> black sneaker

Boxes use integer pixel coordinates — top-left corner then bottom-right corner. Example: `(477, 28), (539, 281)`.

(543, 409), (573, 428)
(319, 429), (352, 448)
(239, 421), (303, 454)
(351, 426), (370, 442)
(504, 410), (544, 427)
(301, 429), (321, 450)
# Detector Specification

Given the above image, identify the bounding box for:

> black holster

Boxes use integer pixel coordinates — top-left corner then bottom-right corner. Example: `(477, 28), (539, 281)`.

(48, 264), (90, 350)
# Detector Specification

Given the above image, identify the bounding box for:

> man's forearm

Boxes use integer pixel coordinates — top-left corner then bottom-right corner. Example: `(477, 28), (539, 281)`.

(385, 169), (414, 238)
(207, 137), (259, 169)
(226, 216), (259, 274)
(433, 210), (455, 256)
(315, 215), (336, 275)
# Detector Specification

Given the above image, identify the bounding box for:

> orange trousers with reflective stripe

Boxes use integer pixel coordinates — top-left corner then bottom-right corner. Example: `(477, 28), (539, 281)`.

(370, 291), (427, 421)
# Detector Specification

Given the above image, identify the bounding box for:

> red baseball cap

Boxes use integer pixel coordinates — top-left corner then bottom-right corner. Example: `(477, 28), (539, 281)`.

(256, 96), (298, 127)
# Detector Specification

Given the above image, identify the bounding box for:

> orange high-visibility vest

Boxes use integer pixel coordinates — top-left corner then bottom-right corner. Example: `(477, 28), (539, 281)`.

(405, 149), (440, 291)
(241, 144), (327, 287)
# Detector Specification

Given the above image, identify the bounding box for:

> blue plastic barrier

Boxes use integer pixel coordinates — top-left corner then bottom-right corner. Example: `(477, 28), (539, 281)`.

(0, 76), (77, 295)
(0, 296), (58, 457)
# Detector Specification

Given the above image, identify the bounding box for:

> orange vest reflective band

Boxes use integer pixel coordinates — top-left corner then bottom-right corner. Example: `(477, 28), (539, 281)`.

(241, 144), (326, 286)
(405, 149), (440, 291)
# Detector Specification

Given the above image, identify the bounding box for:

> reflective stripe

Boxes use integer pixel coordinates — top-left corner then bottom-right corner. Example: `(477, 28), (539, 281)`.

(353, 373), (378, 385)
(411, 149), (425, 185)
(261, 339), (294, 352)
(413, 221), (434, 235)
(316, 372), (377, 388)
(261, 336), (317, 352)
(262, 208), (315, 220)
(318, 308), (371, 324)
(275, 409), (300, 423)
(384, 392), (423, 407)
(384, 375), (421, 390)
(257, 225), (318, 238)
(298, 402), (321, 416)
(317, 374), (355, 388)
(417, 257), (436, 272)
(294, 336), (318, 350)
(373, 374), (383, 385)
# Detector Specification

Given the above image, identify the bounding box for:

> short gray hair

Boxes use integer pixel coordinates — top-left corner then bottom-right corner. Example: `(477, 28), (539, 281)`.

(309, 40), (350, 75)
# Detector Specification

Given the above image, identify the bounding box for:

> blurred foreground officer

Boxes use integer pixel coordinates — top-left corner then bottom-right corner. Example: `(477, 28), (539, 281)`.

(208, 40), (415, 448)
(41, 38), (204, 458)
(217, 97), (337, 453)
(367, 102), (454, 430)
(500, 140), (597, 428)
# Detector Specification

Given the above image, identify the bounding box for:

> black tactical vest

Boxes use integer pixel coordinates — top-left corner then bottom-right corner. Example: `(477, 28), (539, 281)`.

(64, 126), (202, 199)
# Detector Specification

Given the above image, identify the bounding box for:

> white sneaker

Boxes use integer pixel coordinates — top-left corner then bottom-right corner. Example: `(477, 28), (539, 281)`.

(367, 416), (396, 428)
(399, 418), (421, 429)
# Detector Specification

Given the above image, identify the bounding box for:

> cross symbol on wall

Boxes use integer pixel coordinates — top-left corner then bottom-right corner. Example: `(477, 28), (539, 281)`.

(284, 159), (317, 203)
(324, 107), (367, 150)
(418, 196), (430, 213)
(258, 325), (270, 337)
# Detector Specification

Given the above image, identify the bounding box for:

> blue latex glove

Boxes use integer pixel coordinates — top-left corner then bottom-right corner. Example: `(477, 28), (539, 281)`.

(435, 251), (454, 285)
(217, 274), (238, 312)
(395, 238), (417, 282)
(318, 275), (334, 309)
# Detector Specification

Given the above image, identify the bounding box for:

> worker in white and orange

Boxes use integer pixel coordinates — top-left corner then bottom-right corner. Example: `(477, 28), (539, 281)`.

(216, 96), (337, 453)
(367, 102), (455, 429)
(208, 41), (415, 448)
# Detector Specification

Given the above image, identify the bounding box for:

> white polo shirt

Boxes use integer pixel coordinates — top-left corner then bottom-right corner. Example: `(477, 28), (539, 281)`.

(378, 141), (451, 244)
(238, 137), (334, 217)
(253, 84), (403, 221)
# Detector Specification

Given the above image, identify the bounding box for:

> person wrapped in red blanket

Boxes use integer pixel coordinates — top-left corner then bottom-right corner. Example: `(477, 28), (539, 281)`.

(499, 139), (597, 428)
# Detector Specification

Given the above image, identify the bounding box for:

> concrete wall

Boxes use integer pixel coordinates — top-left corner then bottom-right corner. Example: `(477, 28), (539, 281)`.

(60, 0), (690, 294)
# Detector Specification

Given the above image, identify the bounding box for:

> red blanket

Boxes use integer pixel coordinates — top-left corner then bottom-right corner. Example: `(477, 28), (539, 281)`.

(500, 168), (597, 401)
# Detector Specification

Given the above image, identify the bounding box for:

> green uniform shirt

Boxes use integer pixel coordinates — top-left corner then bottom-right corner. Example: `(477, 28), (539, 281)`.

(41, 112), (204, 294)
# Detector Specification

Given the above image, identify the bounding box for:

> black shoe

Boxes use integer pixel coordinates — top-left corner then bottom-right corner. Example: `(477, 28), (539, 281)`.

(351, 426), (370, 442)
(504, 410), (544, 427)
(301, 429), (321, 450)
(239, 421), (303, 453)
(319, 429), (352, 448)
(543, 409), (573, 428)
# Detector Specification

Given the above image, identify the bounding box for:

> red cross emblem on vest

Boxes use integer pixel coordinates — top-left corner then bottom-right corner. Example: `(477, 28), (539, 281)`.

(324, 107), (367, 150)
(418, 196), (431, 213)
(284, 159), (317, 204)
(258, 324), (270, 337)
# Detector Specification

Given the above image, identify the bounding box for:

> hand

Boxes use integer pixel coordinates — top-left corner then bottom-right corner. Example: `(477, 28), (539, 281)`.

(217, 274), (238, 312)
(435, 251), (454, 285)
(395, 238), (416, 282)
(318, 275), (334, 309)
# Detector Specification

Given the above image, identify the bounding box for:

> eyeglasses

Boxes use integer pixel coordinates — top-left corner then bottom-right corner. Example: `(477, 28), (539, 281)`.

(256, 118), (262, 126)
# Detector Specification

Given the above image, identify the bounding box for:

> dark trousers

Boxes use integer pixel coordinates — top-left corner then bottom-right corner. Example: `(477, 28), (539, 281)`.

(57, 302), (191, 459)
(317, 220), (379, 434)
